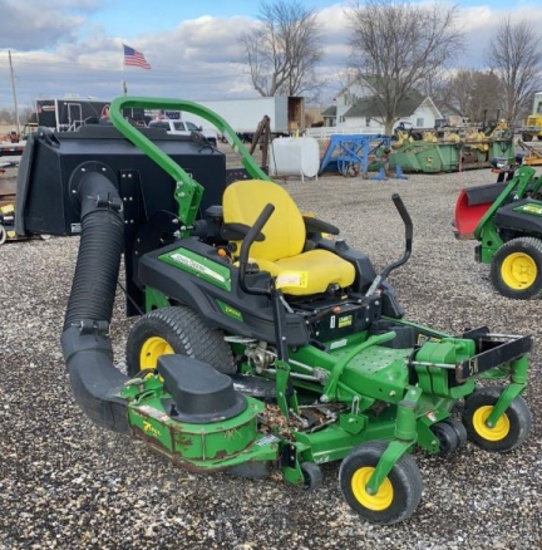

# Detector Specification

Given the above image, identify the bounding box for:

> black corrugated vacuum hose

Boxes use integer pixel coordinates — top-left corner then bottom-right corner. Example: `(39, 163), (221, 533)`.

(61, 171), (130, 433)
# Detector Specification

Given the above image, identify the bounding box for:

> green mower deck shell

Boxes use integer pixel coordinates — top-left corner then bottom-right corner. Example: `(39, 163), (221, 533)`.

(122, 379), (278, 470)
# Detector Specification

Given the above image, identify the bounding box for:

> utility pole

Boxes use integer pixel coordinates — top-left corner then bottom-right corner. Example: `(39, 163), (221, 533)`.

(8, 50), (21, 135)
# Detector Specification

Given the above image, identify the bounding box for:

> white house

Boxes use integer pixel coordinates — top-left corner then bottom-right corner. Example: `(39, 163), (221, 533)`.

(321, 105), (337, 127)
(322, 76), (442, 132)
(334, 76), (379, 125)
(343, 94), (442, 132)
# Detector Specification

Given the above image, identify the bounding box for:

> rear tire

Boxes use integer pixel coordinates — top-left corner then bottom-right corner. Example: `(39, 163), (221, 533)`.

(0, 225), (6, 246)
(490, 237), (542, 299)
(126, 306), (235, 376)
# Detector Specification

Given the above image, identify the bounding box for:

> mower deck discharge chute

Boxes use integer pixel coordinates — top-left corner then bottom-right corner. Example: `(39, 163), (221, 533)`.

(17, 97), (533, 525)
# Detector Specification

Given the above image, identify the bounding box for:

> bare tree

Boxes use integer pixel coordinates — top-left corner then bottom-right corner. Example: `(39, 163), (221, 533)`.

(442, 70), (504, 124)
(239, 1), (324, 97)
(0, 108), (15, 124)
(20, 105), (36, 124)
(487, 17), (542, 124)
(347, 0), (463, 134)
(0, 105), (36, 125)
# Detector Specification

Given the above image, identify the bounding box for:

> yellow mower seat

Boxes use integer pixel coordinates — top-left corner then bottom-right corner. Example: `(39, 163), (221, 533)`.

(223, 180), (355, 296)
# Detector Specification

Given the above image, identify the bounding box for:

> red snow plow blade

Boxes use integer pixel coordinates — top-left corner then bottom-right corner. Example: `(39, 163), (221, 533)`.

(453, 182), (506, 240)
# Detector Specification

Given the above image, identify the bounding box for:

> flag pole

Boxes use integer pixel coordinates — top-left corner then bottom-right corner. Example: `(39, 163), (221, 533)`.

(8, 50), (21, 135)
(121, 43), (127, 96)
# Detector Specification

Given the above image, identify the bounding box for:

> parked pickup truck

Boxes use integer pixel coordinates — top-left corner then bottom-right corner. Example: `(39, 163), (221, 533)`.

(148, 119), (218, 146)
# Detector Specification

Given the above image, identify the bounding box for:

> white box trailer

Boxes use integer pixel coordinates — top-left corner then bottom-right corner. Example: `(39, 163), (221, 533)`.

(190, 96), (305, 139)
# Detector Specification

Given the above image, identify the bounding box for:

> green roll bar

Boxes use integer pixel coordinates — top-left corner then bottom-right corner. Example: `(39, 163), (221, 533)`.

(109, 96), (272, 227)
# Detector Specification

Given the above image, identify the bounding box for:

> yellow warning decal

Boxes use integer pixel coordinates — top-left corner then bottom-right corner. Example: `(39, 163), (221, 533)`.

(276, 272), (308, 288)
(338, 315), (353, 328)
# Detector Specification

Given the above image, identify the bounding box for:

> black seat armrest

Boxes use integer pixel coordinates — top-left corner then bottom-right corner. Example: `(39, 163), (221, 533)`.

(220, 222), (265, 242)
(303, 216), (340, 236)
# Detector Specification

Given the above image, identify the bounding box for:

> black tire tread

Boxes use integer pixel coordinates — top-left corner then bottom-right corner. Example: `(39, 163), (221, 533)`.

(431, 421), (460, 454)
(126, 306), (235, 376)
(462, 386), (532, 453)
(301, 461), (323, 492)
(338, 440), (422, 525)
(442, 418), (467, 447)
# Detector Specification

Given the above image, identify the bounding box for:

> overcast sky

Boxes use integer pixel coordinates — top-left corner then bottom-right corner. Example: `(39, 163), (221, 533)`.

(1, 0), (541, 111)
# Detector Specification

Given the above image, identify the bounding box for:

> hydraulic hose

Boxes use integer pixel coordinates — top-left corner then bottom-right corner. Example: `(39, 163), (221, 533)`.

(61, 171), (130, 434)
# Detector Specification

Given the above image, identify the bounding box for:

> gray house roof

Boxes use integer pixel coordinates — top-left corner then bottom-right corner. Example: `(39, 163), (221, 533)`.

(336, 75), (379, 98)
(344, 93), (425, 119)
(321, 105), (337, 117)
(434, 101), (465, 118)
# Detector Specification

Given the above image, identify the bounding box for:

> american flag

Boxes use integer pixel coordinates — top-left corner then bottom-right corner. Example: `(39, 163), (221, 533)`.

(123, 44), (151, 70)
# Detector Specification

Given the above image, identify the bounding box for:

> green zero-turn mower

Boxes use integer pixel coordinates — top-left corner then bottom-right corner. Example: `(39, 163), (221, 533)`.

(16, 97), (533, 525)
(455, 162), (542, 299)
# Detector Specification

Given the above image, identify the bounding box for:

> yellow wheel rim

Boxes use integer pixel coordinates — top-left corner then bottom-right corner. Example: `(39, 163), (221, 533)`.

(501, 252), (537, 290)
(351, 467), (394, 511)
(140, 336), (174, 369)
(472, 405), (510, 441)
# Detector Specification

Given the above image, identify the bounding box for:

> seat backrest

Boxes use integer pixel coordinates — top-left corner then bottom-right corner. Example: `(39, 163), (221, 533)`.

(223, 179), (306, 261)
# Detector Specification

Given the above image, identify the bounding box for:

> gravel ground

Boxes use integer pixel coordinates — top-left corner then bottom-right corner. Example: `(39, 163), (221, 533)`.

(1, 165), (542, 549)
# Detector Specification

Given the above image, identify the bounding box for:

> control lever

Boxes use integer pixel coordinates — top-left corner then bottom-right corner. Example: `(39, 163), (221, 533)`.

(365, 194), (413, 297)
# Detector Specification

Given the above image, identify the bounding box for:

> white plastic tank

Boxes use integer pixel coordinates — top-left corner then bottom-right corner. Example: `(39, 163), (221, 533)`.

(269, 137), (320, 181)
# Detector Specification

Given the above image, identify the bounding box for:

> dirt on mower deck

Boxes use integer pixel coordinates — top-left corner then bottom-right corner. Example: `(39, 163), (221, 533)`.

(1, 166), (542, 549)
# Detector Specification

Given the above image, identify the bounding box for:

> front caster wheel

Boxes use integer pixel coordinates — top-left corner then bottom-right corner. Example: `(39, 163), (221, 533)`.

(462, 387), (532, 452)
(339, 441), (422, 525)
(431, 421), (460, 454)
(442, 418), (467, 447)
(301, 462), (323, 492)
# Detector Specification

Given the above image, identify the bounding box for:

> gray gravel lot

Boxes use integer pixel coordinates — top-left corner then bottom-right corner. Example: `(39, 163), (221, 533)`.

(1, 166), (542, 549)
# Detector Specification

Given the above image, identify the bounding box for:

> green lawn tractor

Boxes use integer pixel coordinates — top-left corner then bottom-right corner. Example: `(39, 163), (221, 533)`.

(455, 162), (542, 298)
(16, 97), (533, 525)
